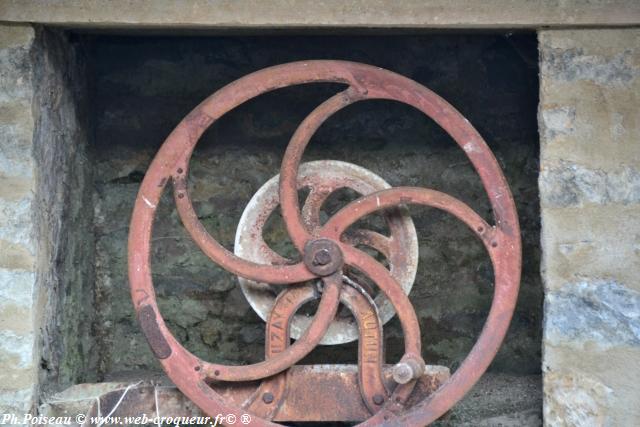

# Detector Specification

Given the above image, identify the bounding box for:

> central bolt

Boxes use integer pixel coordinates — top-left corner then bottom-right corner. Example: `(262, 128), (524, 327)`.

(303, 238), (343, 277)
(313, 248), (332, 266)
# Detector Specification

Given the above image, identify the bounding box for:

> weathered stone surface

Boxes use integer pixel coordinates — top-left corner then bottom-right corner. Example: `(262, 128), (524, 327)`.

(31, 28), (98, 395)
(540, 161), (640, 208)
(1, 0), (639, 28)
(546, 280), (640, 350)
(540, 28), (640, 427)
(0, 175), (33, 202)
(541, 46), (639, 87)
(0, 23), (37, 415)
(539, 30), (640, 171)
(0, 24), (34, 49)
(542, 204), (640, 291)
(540, 106), (576, 140)
(544, 345), (640, 426)
(0, 196), (33, 248)
(544, 371), (612, 427)
(0, 388), (34, 415)
(0, 304), (32, 334)
(0, 239), (33, 270)
(0, 269), (34, 307)
(0, 25), (98, 416)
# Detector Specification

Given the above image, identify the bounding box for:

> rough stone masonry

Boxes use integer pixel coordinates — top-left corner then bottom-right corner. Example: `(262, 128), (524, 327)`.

(0, 25), (38, 415)
(0, 24), (94, 416)
(539, 29), (640, 426)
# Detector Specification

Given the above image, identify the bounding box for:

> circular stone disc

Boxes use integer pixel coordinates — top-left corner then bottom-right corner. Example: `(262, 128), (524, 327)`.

(234, 160), (419, 345)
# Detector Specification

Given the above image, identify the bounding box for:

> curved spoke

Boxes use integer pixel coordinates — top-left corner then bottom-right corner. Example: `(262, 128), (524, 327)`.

(323, 187), (493, 247)
(340, 244), (422, 358)
(201, 272), (342, 382)
(279, 88), (364, 251)
(173, 174), (314, 284)
(300, 185), (332, 232)
(342, 229), (392, 259)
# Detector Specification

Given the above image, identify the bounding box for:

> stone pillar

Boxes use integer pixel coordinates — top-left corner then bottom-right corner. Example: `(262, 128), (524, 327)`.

(0, 24), (38, 414)
(539, 29), (640, 426)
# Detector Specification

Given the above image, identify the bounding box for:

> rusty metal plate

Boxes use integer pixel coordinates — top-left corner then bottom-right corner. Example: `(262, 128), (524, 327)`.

(209, 365), (450, 423)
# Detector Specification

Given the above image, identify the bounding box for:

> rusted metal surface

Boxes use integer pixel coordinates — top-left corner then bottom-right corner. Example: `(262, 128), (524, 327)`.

(128, 60), (522, 425)
(246, 281), (390, 418)
(235, 160), (418, 345)
(207, 365), (449, 424)
(137, 305), (171, 360)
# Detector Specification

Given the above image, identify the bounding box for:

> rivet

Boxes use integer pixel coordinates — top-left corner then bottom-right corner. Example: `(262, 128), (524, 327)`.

(373, 394), (384, 405)
(262, 392), (274, 404)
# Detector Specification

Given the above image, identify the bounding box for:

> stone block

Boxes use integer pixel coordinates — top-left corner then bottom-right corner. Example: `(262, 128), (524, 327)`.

(540, 28), (640, 427)
(0, 25), (34, 50)
(0, 269), (35, 308)
(0, 175), (33, 202)
(0, 304), (33, 334)
(540, 161), (640, 208)
(0, 388), (34, 417)
(0, 332), (34, 372)
(544, 345), (640, 426)
(0, 23), (36, 414)
(544, 371), (612, 427)
(539, 30), (640, 170)
(0, 197), (33, 250)
(541, 204), (640, 290)
(0, 35), (33, 103)
(0, 239), (34, 270)
(545, 280), (640, 351)
(539, 30), (640, 84)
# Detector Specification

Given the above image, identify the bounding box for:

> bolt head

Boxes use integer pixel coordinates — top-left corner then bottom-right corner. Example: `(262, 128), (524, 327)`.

(373, 394), (385, 405)
(392, 362), (414, 384)
(303, 238), (343, 276)
(262, 392), (274, 404)
(313, 248), (332, 265)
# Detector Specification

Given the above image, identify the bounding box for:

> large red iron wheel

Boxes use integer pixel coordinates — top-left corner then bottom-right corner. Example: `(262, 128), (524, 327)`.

(128, 60), (521, 426)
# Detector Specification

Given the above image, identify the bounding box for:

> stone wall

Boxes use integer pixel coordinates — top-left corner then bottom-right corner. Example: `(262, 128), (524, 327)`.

(31, 29), (96, 396)
(0, 24), (95, 416)
(90, 34), (542, 379)
(539, 29), (640, 426)
(0, 24), (38, 415)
